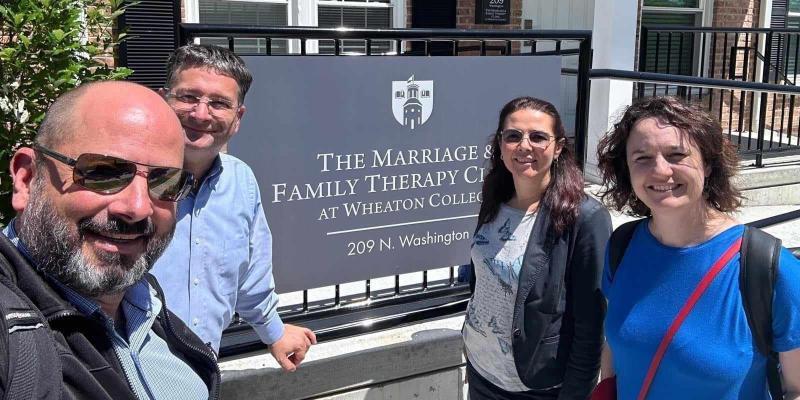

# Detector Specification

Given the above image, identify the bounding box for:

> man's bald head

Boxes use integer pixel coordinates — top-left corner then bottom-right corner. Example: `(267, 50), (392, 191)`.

(36, 81), (183, 152)
(12, 80), (186, 299)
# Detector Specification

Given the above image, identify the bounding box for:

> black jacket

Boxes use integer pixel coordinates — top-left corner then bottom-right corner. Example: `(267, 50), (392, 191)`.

(470, 197), (611, 399)
(0, 234), (220, 399)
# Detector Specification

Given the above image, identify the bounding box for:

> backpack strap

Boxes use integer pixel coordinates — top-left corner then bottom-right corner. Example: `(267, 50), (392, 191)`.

(608, 220), (642, 281)
(740, 226), (783, 399)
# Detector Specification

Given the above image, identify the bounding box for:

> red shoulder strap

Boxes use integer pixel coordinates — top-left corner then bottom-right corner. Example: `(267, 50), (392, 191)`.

(636, 237), (743, 400)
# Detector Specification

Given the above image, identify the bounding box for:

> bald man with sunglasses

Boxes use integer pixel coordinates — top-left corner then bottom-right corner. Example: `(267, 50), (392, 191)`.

(0, 81), (218, 399)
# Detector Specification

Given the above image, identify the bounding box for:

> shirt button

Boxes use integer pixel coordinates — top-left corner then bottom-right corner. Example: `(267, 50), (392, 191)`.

(513, 329), (521, 337)
(194, 239), (200, 245)
(192, 318), (199, 326)
(193, 278), (199, 286)
(195, 209), (201, 216)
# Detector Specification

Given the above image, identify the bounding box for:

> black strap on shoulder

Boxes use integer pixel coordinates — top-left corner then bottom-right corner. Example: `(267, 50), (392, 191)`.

(0, 237), (62, 400)
(608, 220), (642, 281)
(0, 273), (60, 400)
(740, 226), (783, 399)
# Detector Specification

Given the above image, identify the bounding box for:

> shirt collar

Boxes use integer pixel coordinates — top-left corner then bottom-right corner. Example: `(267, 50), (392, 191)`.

(3, 218), (35, 263)
(49, 277), (158, 327)
(191, 155), (224, 197)
(203, 155), (224, 184)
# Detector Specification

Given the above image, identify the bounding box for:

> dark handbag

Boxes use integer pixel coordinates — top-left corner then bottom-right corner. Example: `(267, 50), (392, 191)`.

(589, 377), (617, 400)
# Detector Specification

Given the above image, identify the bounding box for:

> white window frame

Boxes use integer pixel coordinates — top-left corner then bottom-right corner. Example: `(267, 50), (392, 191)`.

(186, 0), (291, 51)
(186, 0), (403, 26)
(783, 10), (800, 83)
(186, 0), (290, 24)
(641, 0), (714, 81)
(317, 0), (396, 54)
(314, 0), (403, 53)
(185, 0), (403, 53)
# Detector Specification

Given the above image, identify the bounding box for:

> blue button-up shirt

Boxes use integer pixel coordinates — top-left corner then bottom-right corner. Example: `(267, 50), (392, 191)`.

(3, 222), (208, 400)
(152, 154), (284, 352)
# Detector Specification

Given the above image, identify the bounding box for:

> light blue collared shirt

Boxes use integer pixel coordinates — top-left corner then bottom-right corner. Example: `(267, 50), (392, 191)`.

(151, 153), (284, 352)
(3, 222), (208, 400)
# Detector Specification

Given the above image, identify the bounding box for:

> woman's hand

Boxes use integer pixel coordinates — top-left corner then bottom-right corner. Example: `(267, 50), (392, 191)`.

(781, 348), (800, 399)
(600, 341), (615, 380)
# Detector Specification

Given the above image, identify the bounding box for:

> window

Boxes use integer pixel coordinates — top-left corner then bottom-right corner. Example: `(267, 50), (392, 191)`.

(640, 0), (707, 75)
(784, 0), (800, 79)
(197, 0), (289, 54)
(317, 0), (393, 54)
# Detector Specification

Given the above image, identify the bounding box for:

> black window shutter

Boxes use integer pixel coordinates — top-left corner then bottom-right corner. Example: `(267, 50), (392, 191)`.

(410, 0), (456, 55)
(118, 0), (180, 89)
(411, 0), (456, 28)
(770, 0), (788, 75)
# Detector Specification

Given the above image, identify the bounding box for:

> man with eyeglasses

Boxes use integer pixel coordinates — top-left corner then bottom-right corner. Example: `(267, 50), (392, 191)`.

(152, 44), (316, 370)
(0, 81), (218, 398)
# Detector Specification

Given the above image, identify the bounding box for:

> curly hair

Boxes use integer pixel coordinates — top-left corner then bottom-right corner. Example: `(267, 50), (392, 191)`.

(596, 96), (742, 217)
(477, 96), (585, 235)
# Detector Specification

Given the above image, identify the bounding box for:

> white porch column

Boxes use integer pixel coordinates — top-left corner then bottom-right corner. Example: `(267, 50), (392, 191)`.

(584, 0), (638, 182)
(184, 0), (200, 23)
(292, 0), (319, 53)
(393, 0), (406, 28)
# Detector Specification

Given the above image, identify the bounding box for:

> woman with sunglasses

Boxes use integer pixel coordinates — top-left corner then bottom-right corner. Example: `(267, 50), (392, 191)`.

(463, 96), (611, 399)
(595, 97), (800, 399)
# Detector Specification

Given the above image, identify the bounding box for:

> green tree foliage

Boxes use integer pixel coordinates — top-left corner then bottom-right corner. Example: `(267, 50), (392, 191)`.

(0, 0), (132, 223)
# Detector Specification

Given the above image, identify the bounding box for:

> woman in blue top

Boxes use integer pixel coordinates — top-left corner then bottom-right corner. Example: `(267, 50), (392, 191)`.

(595, 96), (800, 399)
(464, 96), (611, 399)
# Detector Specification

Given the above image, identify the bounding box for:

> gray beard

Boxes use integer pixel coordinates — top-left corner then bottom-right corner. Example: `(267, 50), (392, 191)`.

(17, 177), (174, 297)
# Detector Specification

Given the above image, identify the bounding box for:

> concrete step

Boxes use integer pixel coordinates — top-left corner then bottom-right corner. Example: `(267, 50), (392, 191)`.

(735, 162), (800, 206)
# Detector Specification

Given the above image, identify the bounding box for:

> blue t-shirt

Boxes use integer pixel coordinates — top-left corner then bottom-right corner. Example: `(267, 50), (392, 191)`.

(602, 223), (800, 400)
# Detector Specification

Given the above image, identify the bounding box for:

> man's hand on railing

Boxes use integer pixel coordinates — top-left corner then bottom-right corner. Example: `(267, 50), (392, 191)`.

(269, 324), (317, 372)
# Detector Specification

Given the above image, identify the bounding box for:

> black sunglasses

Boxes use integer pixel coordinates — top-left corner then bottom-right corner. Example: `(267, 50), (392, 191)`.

(33, 144), (194, 202)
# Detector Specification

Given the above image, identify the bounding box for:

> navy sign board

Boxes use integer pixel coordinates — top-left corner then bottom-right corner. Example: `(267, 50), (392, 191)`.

(230, 56), (561, 292)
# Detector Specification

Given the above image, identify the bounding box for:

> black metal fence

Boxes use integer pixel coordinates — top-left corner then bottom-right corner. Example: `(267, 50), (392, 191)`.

(176, 25), (593, 357)
(638, 26), (800, 166)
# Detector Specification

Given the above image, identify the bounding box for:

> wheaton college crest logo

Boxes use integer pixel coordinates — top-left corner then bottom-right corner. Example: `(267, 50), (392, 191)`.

(392, 75), (433, 131)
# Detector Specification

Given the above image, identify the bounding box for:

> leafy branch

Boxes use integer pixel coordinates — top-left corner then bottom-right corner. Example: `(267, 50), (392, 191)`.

(0, 0), (133, 223)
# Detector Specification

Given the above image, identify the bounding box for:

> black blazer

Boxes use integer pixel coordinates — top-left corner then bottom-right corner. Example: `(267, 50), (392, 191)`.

(469, 196), (611, 399)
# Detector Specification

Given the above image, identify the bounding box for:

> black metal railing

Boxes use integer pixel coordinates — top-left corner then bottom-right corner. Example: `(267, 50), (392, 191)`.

(638, 26), (800, 166)
(592, 68), (800, 166)
(176, 25), (593, 357)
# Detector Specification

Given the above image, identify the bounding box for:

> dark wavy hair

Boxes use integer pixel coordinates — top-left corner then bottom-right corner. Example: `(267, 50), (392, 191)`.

(596, 96), (742, 216)
(165, 44), (253, 104)
(477, 96), (585, 235)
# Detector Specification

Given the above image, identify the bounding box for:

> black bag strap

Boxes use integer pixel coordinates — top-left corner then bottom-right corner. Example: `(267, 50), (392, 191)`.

(608, 220), (641, 281)
(740, 226), (783, 399)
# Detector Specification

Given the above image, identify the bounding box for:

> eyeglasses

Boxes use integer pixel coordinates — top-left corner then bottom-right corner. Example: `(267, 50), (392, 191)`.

(33, 145), (194, 202)
(164, 92), (238, 115)
(499, 129), (557, 149)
